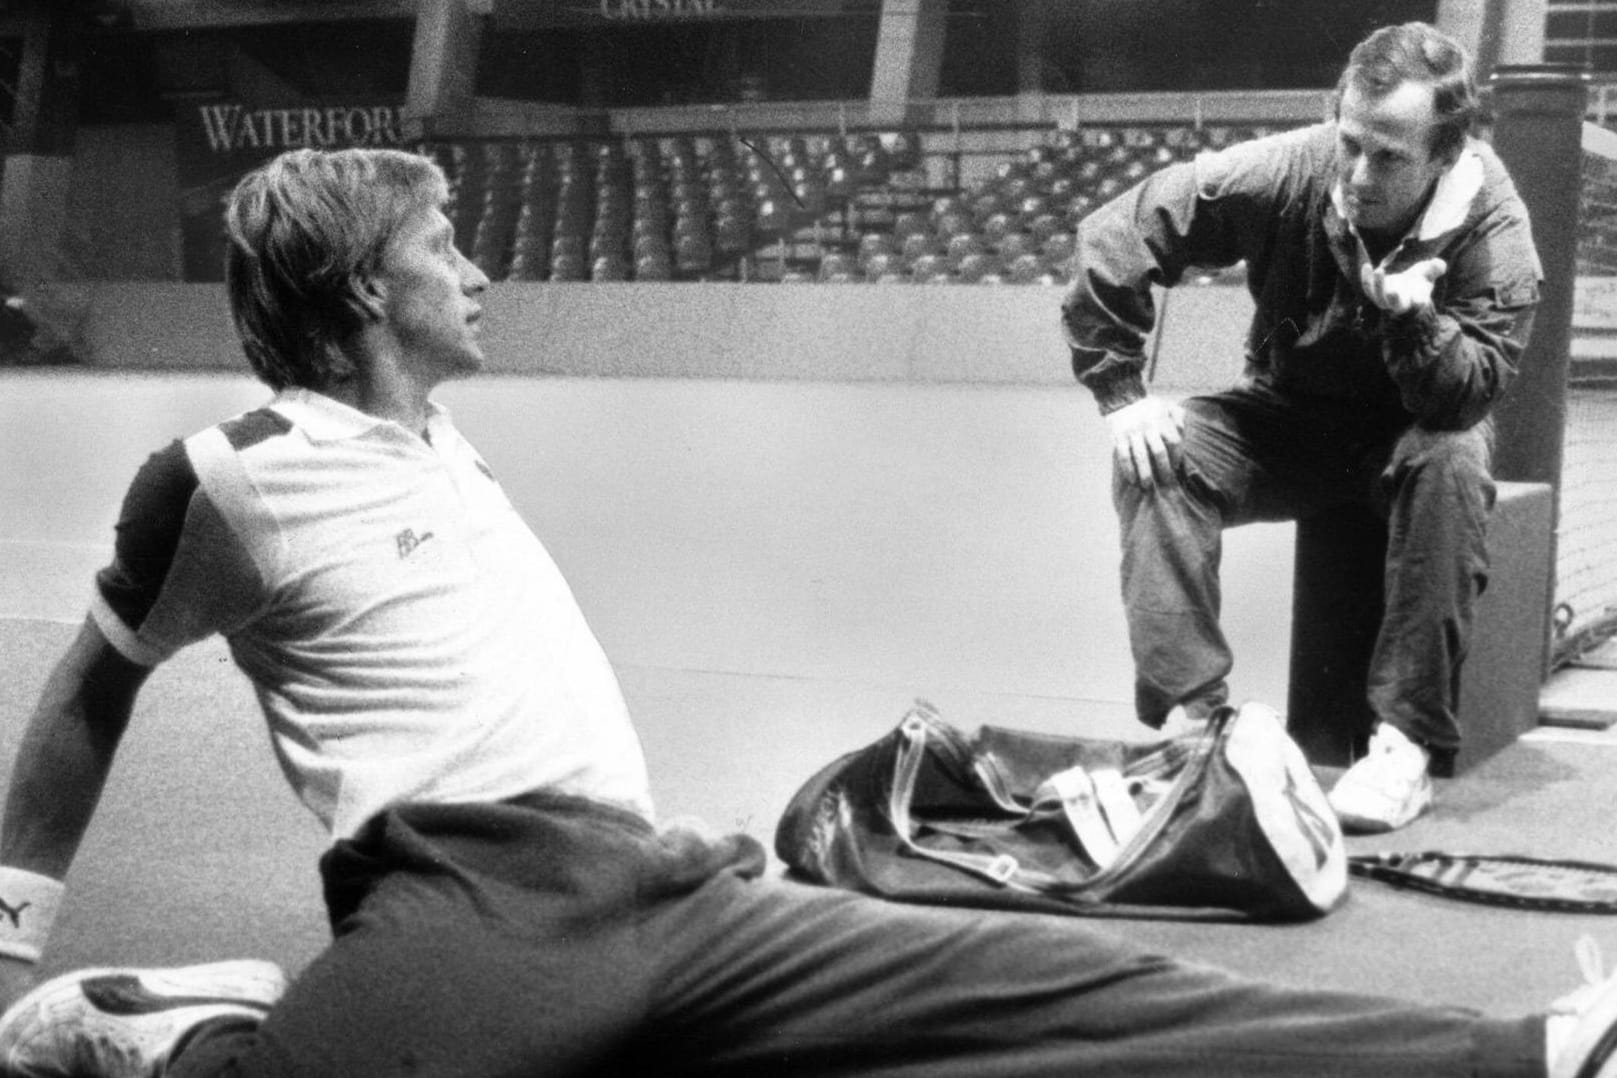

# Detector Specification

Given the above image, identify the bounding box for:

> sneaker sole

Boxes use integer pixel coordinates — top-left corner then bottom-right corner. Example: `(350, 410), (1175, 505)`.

(30, 960), (285, 1016)
(0, 959), (286, 1047)
(1328, 781), (1434, 835)
(0, 960), (285, 1074)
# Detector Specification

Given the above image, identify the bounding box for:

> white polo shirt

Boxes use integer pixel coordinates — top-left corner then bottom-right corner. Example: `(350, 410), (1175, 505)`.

(91, 389), (654, 840)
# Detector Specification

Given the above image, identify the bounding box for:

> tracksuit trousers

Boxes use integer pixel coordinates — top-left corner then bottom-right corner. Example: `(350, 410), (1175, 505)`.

(1114, 381), (1495, 753)
(170, 790), (1545, 1078)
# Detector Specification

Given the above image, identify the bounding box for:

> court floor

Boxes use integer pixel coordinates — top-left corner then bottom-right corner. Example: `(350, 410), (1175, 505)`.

(4, 370), (1617, 1021)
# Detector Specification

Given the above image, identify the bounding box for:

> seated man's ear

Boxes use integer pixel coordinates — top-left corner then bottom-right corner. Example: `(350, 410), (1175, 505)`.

(349, 277), (388, 323)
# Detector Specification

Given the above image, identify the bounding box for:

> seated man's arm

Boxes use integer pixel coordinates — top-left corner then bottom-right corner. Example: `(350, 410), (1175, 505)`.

(1374, 175), (1542, 431)
(0, 617), (150, 1007)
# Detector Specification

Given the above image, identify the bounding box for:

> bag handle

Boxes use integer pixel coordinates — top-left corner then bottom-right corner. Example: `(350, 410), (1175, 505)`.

(888, 711), (1026, 887)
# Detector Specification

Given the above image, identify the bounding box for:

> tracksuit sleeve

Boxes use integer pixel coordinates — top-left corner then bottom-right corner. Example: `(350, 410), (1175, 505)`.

(1379, 211), (1542, 431)
(1060, 144), (1267, 414)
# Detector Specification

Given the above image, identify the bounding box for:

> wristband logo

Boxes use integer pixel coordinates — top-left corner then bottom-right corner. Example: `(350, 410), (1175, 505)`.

(0, 896), (32, 929)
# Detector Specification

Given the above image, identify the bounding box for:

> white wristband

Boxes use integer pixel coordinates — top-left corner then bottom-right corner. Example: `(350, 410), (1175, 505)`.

(0, 867), (64, 963)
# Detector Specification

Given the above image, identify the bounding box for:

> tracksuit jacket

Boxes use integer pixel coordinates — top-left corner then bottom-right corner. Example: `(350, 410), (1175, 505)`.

(1060, 120), (1541, 428)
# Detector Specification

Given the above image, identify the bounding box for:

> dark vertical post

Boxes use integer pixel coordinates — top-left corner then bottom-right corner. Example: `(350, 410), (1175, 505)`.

(1487, 65), (1587, 492)
(1487, 64), (1587, 675)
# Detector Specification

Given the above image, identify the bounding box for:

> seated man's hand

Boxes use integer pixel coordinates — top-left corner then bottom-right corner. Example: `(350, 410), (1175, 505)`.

(1360, 257), (1446, 315)
(1105, 396), (1186, 489)
(0, 956), (39, 1015)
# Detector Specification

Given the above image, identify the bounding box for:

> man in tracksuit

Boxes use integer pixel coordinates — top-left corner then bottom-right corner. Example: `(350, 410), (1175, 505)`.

(1062, 21), (1542, 833)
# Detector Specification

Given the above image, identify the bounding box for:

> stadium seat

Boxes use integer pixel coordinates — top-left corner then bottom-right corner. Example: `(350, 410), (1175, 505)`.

(857, 232), (895, 264)
(754, 197), (795, 239)
(862, 251), (902, 280)
(1006, 252), (1048, 284)
(633, 233), (671, 263)
(1065, 194), (1096, 226)
(1028, 213), (1064, 244)
(910, 253), (951, 282)
(892, 211), (930, 240)
(995, 232), (1036, 263)
(980, 212), (1016, 244)
(714, 213), (753, 256)
(591, 255), (631, 282)
(825, 165), (856, 201)
(934, 211), (974, 240)
(589, 233), (627, 263)
(507, 249), (545, 282)
(900, 232), (941, 265)
(675, 233), (714, 275)
(673, 214), (711, 243)
(886, 130), (923, 172)
(954, 251), (1000, 283)
(999, 176), (1034, 205)
(818, 252), (862, 282)
(945, 232), (987, 268)
(793, 179), (828, 217)
(549, 252), (586, 282)
(853, 147), (890, 188)
(1041, 231), (1076, 265)
(634, 252), (673, 281)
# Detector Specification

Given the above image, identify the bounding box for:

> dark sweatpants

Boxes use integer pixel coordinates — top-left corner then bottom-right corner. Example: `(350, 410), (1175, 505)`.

(1115, 381), (1495, 754)
(172, 792), (1543, 1078)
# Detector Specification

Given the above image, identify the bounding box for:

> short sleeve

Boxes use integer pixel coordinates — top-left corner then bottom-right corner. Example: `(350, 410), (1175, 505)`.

(91, 438), (264, 666)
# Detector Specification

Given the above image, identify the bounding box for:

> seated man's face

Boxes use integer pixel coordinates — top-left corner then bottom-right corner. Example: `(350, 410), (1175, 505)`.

(373, 205), (490, 381)
(1334, 79), (1451, 238)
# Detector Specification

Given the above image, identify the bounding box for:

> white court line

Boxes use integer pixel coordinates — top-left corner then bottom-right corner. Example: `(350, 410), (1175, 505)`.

(1522, 726), (1617, 746)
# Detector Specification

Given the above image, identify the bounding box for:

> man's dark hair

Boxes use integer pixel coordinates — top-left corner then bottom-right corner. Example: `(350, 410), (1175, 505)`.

(1335, 22), (1479, 161)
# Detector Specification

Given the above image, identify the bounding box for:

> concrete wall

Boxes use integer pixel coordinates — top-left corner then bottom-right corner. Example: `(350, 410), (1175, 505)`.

(77, 280), (1255, 390)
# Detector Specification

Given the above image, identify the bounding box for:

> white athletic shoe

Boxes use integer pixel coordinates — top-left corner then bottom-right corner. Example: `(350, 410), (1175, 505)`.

(1548, 936), (1617, 1078)
(1158, 706), (1209, 740)
(1326, 723), (1433, 834)
(0, 959), (285, 1077)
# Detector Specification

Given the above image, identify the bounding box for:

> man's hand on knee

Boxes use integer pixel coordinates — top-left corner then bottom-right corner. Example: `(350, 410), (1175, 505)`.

(1106, 397), (1186, 488)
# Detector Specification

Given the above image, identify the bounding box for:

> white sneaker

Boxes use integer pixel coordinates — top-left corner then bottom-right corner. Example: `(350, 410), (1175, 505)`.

(1158, 705), (1210, 740)
(1548, 936), (1617, 1078)
(0, 959), (285, 1077)
(1326, 723), (1433, 834)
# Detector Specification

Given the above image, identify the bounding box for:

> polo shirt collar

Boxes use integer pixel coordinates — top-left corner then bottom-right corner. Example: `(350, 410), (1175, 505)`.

(270, 387), (452, 444)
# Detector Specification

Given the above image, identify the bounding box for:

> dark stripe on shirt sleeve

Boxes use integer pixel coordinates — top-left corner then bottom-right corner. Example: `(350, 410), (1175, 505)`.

(220, 407), (293, 452)
(95, 440), (200, 634)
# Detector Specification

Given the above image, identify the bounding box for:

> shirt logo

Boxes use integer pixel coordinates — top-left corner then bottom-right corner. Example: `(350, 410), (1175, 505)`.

(0, 896), (32, 928)
(395, 528), (435, 559)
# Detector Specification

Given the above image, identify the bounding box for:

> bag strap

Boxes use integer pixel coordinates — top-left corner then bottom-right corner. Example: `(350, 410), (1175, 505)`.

(888, 710), (1025, 887)
(1348, 852), (1617, 913)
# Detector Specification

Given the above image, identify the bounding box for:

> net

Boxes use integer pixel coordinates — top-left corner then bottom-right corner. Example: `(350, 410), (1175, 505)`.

(1558, 121), (1617, 667)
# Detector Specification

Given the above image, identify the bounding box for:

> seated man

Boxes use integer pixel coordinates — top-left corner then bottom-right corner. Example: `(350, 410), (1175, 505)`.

(1, 144), (1612, 1078)
(1061, 21), (1541, 832)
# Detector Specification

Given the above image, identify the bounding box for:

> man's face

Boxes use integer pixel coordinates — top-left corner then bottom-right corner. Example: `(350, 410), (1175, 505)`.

(1335, 79), (1453, 237)
(372, 204), (489, 382)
